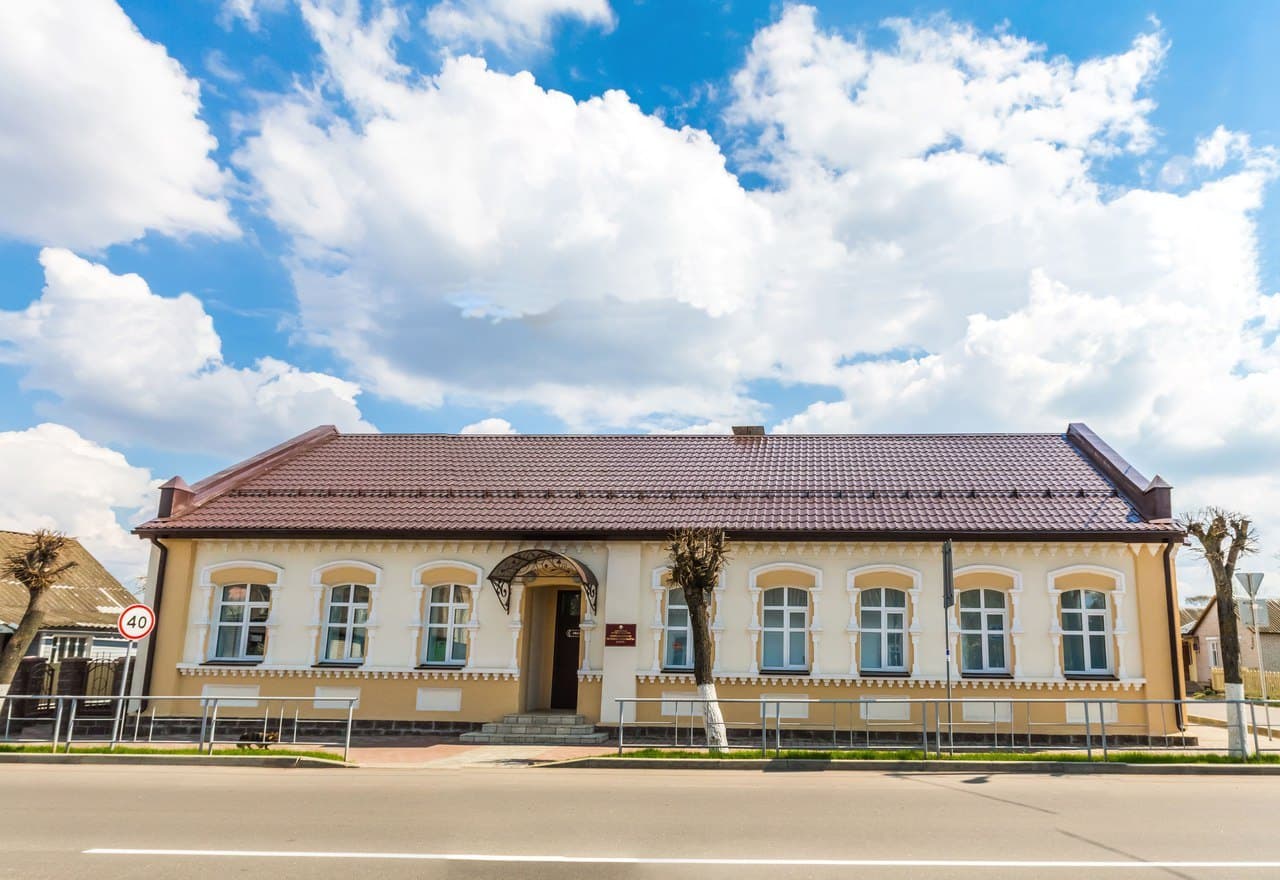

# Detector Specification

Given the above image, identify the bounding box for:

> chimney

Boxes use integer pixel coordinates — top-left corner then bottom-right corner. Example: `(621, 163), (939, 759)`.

(1142, 475), (1173, 521)
(732, 425), (765, 436)
(157, 476), (194, 519)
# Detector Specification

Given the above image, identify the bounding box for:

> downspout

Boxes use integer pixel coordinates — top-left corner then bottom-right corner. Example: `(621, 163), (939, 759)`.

(140, 537), (169, 708)
(1167, 542), (1182, 726)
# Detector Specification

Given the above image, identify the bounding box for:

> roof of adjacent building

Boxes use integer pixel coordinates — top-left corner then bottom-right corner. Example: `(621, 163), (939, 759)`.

(134, 423), (1181, 541)
(1187, 596), (1280, 636)
(0, 531), (138, 631)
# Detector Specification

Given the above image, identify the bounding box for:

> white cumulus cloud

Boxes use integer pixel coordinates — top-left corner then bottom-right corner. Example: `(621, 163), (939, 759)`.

(426, 0), (614, 52)
(0, 249), (374, 457)
(0, 1), (235, 250)
(0, 424), (157, 582)
(460, 417), (518, 434)
(235, 4), (1280, 591)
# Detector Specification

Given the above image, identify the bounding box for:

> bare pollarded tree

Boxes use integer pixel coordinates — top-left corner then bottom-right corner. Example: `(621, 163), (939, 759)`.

(667, 528), (729, 751)
(1180, 508), (1257, 755)
(0, 531), (78, 697)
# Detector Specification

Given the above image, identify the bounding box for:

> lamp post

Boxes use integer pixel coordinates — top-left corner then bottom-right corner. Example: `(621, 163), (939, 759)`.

(1236, 572), (1268, 739)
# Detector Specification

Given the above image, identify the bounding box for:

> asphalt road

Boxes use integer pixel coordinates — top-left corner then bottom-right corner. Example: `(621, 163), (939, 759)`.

(3, 764), (1279, 880)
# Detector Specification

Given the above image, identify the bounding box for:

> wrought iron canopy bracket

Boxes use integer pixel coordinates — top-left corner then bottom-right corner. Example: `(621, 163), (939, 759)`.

(487, 549), (599, 616)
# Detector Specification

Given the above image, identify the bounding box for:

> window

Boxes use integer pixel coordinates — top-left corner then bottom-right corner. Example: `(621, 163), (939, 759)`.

(323, 584), (371, 663)
(213, 583), (271, 661)
(423, 584), (469, 665)
(1206, 637), (1222, 668)
(1060, 589), (1111, 675)
(761, 587), (808, 671)
(959, 589), (1008, 674)
(860, 588), (907, 672)
(664, 587), (693, 670)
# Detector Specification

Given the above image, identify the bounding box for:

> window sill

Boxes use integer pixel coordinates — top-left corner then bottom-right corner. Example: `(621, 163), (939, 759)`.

(1064, 673), (1118, 681)
(416, 664), (466, 670)
(759, 669), (810, 676)
(961, 672), (1014, 680)
(313, 662), (365, 669)
(859, 670), (910, 678)
(201, 660), (263, 667)
(661, 668), (695, 675)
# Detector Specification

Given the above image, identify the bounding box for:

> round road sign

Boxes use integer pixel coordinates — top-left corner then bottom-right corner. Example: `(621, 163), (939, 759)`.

(117, 603), (156, 641)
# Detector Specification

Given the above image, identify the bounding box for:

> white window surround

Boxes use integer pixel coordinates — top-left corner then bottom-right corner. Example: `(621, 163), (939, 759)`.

(846, 564), (922, 678)
(649, 566), (725, 674)
(1048, 564), (1128, 679)
(409, 561), (483, 670)
(195, 560), (284, 663)
(953, 565), (1023, 677)
(308, 560), (382, 665)
(748, 563), (823, 676)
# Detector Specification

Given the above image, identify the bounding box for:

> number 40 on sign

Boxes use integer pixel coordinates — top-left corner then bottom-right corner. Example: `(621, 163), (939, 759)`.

(118, 603), (156, 641)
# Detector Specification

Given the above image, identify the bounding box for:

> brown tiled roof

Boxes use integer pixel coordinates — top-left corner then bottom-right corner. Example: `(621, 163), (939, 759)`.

(0, 531), (138, 630)
(136, 427), (1182, 541)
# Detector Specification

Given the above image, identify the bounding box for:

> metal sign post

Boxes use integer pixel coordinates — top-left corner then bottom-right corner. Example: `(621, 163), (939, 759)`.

(1236, 573), (1269, 739)
(111, 604), (156, 750)
(942, 540), (955, 754)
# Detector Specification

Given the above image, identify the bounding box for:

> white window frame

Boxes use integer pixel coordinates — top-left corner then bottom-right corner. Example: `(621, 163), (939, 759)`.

(211, 583), (272, 661)
(859, 587), (908, 673)
(761, 586), (809, 672)
(322, 583), (372, 663)
(1206, 636), (1222, 668)
(422, 584), (470, 666)
(957, 588), (1009, 675)
(663, 587), (693, 670)
(1060, 589), (1112, 675)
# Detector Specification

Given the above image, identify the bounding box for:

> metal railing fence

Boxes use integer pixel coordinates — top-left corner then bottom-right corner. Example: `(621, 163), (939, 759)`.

(615, 696), (1280, 760)
(0, 694), (356, 762)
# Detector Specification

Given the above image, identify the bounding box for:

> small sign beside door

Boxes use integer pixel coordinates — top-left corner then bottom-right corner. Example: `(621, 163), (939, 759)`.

(604, 623), (637, 647)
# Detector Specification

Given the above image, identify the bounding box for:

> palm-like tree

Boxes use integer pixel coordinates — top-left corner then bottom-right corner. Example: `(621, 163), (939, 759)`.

(668, 528), (729, 750)
(0, 530), (77, 697)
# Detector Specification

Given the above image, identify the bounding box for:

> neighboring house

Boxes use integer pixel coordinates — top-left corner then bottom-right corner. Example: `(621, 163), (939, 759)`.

(0, 530), (136, 662)
(1185, 596), (1280, 687)
(133, 422), (1186, 738)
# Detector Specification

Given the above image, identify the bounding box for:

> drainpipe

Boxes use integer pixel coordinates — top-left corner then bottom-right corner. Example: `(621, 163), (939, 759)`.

(1162, 541), (1183, 729)
(140, 537), (168, 708)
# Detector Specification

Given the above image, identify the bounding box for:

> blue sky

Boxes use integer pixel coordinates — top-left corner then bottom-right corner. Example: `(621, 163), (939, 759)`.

(0, 0), (1277, 592)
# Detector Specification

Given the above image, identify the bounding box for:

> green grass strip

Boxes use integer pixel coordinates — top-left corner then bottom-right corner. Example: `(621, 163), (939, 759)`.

(0, 744), (343, 761)
(613, 747), (1280, 764)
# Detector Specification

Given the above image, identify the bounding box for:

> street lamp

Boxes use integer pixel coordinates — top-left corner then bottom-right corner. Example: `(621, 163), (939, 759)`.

(1235, 572), (1269, 738)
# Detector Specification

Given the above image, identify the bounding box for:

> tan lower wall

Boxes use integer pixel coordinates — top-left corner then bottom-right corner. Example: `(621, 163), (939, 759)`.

(628, 680), (1177, 737)
(157, 673), (519, 723)
(577, 678), (602, 724)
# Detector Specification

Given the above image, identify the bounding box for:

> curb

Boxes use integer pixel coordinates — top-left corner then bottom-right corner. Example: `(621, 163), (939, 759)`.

(545, 757), (1280, 775)
(0, 752), (348, 769)
(1188, 713), (1280, 738)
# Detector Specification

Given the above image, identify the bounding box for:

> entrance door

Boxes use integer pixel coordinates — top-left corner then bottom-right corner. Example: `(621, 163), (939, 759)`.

(549, 589), (581, 710)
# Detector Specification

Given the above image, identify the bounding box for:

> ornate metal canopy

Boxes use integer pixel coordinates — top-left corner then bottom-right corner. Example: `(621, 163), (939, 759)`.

(487, 549), (599, 615)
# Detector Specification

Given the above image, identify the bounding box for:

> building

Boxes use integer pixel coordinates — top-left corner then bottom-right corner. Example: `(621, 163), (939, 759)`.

(133, 423), (1186, 738)
(1184, 596), (1280, 689)
(0, 530), (136, 661)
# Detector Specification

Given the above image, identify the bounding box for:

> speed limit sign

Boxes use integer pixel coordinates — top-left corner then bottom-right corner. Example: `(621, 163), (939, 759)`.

(117, 603), (156, 641)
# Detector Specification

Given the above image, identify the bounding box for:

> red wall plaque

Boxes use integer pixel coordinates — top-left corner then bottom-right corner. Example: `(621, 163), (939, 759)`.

(604, 623), (637, 647)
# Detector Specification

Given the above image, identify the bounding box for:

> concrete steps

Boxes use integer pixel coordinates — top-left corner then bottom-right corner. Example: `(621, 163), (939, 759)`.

(459, 712), (609, 745)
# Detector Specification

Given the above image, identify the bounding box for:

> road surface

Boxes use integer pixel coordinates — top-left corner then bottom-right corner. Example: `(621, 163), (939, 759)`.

(3, 764), (1278, 879)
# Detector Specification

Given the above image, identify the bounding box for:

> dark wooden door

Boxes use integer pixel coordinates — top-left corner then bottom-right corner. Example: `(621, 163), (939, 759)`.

(550, 589), (581, 710)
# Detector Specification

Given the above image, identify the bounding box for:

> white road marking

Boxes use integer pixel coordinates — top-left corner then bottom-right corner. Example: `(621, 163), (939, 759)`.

(83, 849), (1280, 868)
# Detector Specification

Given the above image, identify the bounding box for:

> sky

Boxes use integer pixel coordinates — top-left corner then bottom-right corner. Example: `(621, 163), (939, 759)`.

(0, 0), (1277, 597)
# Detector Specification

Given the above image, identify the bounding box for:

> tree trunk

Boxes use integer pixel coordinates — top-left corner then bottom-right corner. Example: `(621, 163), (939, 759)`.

(687, 589), (727, 751)
(1214, 579), (1242, 686)
(0, 588), (47, 693)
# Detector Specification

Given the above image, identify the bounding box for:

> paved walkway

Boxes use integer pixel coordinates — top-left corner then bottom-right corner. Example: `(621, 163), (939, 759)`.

(344, 737), (617, 768)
